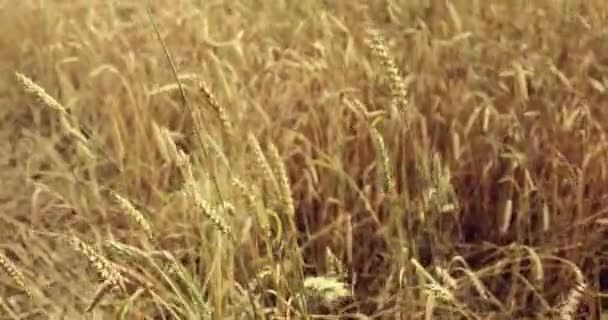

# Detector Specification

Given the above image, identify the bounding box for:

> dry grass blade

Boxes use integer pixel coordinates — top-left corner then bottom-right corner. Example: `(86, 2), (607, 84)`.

(147, 4), (230, 225)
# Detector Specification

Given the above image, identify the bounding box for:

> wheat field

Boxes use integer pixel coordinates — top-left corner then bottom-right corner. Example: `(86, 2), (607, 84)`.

(2, 1), (608, 319)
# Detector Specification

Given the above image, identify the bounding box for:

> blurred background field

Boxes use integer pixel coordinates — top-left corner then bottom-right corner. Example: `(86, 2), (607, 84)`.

(2, 1), (608, 319)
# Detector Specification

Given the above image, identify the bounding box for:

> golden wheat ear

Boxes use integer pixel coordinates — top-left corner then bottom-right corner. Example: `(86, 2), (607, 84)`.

(0, 253), (32, 299)
(266, 142), (295, 217)
(365, 27), (409, 117)
(109, 190), (156, 242)
(199, 80), (233, 137)
(248, 133), (280, 195)
(369, 125), (394, 194)
(15, 72), (69, 116)
(65, 234), (125, 291)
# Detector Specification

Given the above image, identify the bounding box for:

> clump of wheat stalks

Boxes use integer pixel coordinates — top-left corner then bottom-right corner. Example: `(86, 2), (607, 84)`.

(0, 253), (32, 299)
(264, 141), (304, 286)
(106, 239), (214, 318)
(366, 27), (409, 117)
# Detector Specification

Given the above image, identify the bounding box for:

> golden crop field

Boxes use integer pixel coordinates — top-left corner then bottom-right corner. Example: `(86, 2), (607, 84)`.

(2, 1), (608, 319)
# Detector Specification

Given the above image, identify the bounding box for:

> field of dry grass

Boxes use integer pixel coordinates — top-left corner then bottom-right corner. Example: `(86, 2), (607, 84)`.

(2, 1), (608, 319)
